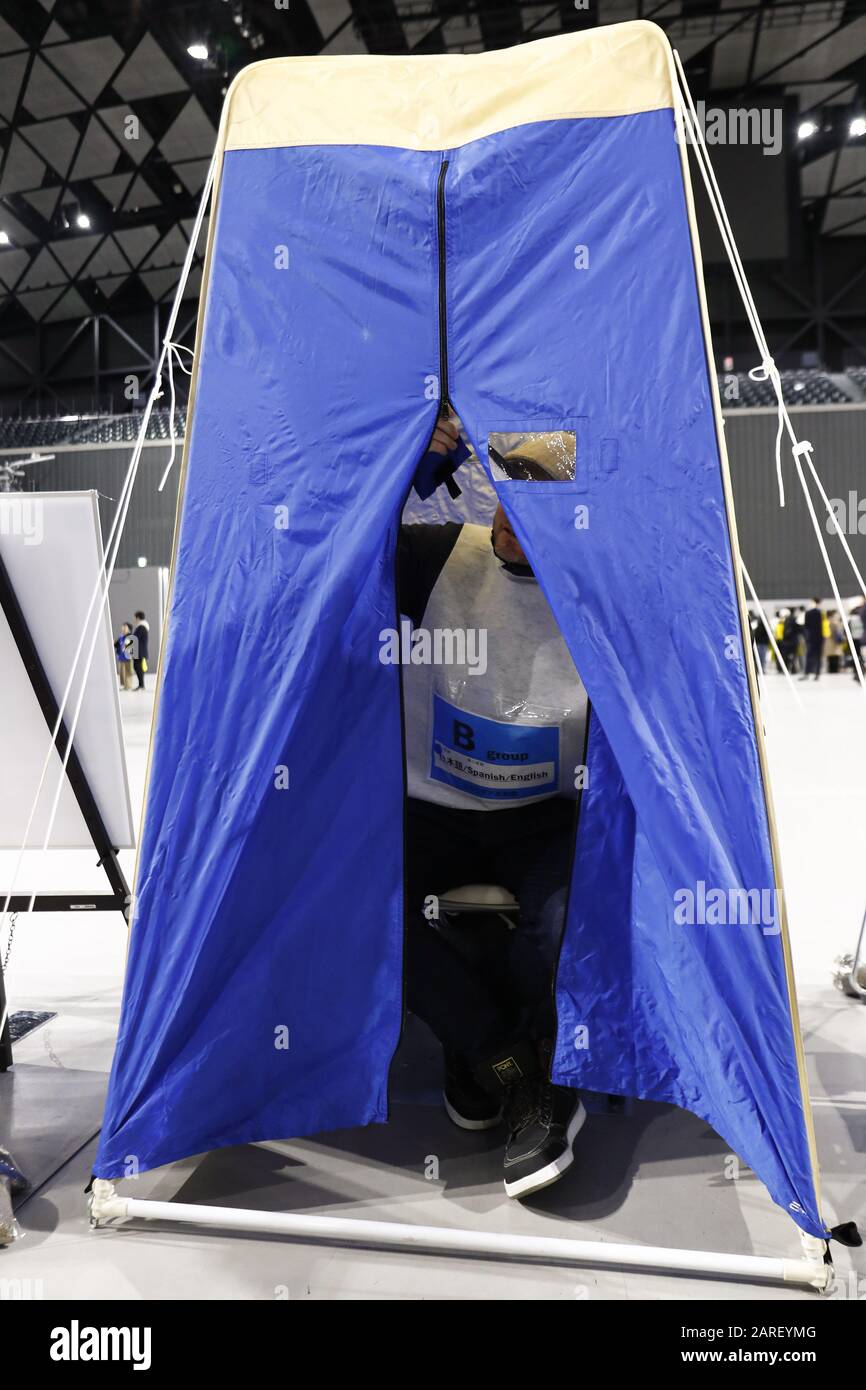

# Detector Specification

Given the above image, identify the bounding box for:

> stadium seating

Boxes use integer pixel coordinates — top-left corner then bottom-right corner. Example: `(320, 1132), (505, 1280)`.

(0, 372), (860, 451)
(0, 408), (187, 450)
(721, 369), (853, 409)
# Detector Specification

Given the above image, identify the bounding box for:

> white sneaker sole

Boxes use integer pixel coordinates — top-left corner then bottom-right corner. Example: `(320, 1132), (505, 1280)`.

(503, 1099), (587, 1199)
(442, 1090), (502, 1131)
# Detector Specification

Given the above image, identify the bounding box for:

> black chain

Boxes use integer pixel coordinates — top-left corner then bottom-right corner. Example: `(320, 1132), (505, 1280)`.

(2, 912), (18, 972)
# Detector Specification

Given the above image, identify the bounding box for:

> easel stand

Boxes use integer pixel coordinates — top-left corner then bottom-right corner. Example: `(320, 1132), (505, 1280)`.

(0, 552), (130, 1070)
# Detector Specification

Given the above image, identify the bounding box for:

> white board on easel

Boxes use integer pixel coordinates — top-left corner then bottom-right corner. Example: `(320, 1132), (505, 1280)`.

(0, 491), (134, 850)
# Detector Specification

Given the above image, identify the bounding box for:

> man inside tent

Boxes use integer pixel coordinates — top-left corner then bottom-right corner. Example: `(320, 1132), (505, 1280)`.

(397, 416), (588, 1199)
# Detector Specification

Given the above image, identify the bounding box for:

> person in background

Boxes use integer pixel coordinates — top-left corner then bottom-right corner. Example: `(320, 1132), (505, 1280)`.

(750, 608), (770, 673)
(115, 621), (133, 691)
(793, 605), (807, 672)
(780, 608), (798, 673)
(773, 609), (786, 673)
(132, 611), (150, 691)
(825, 611), (843, 675)
(802, 597), (824, 681)
(850, 597), (866, 680)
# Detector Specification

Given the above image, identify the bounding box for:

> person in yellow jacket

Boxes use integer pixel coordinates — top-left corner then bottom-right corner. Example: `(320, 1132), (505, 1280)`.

(825, 611), (844, 674)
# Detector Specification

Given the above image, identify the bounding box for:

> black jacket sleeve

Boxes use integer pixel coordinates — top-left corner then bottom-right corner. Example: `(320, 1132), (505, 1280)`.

(396, 522), (463, 628)
(804, 609), (823, 640)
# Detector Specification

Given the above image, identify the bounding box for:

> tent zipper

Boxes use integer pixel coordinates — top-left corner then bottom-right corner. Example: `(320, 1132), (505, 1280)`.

(388, 158), (452, 1120)
(436, 159), (450, 411)
(389, 157), (453, 1117)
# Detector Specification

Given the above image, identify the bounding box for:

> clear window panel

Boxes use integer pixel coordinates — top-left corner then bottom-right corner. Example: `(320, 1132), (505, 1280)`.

(488, 430), (576, 482)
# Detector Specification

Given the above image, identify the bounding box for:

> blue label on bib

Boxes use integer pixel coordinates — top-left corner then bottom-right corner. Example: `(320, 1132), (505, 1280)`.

(430, 696), (559, 801)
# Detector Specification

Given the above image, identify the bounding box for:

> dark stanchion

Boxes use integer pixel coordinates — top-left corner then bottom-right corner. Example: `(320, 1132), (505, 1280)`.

(0, 960), (11, 1071)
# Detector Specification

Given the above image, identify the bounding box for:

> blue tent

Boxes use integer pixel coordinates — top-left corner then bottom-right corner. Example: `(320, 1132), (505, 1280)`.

(95, 22), (826, 1240)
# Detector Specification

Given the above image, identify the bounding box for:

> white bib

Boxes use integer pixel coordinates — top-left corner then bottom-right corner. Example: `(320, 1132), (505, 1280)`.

(402, 524), (587, 810)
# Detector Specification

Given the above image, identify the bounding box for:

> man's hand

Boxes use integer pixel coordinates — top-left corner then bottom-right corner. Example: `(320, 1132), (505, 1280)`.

(428, 413), (460, 457)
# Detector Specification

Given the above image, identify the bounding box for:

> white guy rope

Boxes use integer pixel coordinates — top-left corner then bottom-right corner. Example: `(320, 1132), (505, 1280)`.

(673, 51), (798, 510)
(0, 155), (216, 1039)
(673, 50), (866, 695)
(741, 560), (803, 711)
(801, 447), (866, 599)
(157, 343), (195, 492)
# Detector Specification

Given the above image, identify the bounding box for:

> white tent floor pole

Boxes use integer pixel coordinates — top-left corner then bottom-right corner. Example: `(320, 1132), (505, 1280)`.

(88, 1182), (830, 1291)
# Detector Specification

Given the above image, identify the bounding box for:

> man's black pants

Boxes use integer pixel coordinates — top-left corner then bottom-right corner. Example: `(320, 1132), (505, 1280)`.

(403, 795), (575, 1065)
(804, 637), (823, 677)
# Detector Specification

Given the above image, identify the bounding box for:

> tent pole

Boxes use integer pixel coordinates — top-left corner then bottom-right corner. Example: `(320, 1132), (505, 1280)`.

(88, 1181), (830, 1292)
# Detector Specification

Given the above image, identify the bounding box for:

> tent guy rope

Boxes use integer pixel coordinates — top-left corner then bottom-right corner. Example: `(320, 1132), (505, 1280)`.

(673, 49), (866, 698)
(0, 155), (215, 1042)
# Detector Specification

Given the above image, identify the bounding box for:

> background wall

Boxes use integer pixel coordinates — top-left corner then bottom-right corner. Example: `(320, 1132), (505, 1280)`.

(15, 443), (179, 572)
(6, 404), (866, 604)
(725, 406), (866, 600)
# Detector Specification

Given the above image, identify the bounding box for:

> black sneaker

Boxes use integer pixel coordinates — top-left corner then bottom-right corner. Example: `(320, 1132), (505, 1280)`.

(442, 1051), (502, 1131)
(502, 1068), (586, 1199)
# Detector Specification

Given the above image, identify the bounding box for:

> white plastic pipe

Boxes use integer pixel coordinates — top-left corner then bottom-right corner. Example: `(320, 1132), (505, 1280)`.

(89, 1182), (829, 1290)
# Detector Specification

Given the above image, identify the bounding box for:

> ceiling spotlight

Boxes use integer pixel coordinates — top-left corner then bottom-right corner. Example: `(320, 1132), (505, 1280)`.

(0, 230), (10, 246)
(850, 116), (866, 138)
(137, 556), (148, 568)
(797, 120), (817, 140)
(187, 43), (209, 61)
(76, 212), (91, 229)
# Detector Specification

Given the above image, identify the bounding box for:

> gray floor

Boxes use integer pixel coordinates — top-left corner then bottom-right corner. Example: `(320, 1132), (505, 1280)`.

(1, 679), (865, 1300)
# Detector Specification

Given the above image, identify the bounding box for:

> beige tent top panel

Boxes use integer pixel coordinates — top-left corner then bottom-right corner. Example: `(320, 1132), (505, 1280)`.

(222, 22), (675, 154)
